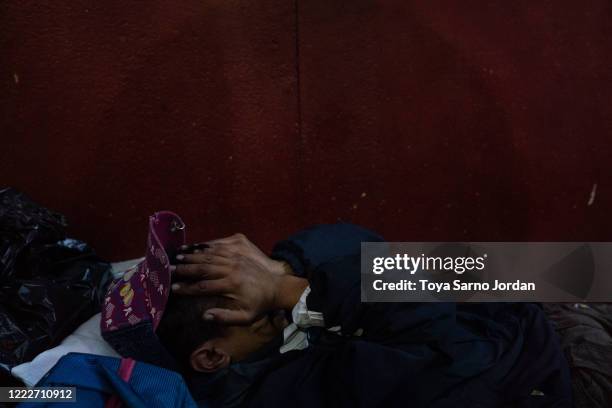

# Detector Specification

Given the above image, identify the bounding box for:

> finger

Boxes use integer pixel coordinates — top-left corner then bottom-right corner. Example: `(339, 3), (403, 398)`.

(178, 243), (210, 253)
(171, 281), (206, 295)
(192, 243), (210, 251)
(203, 246), (237, 259)
(206, 233), (246, 246)
(171, 278), (233, 296)
(173, 263), (230, 279)
(176, 253), (231, 265)
(206, 238), (238, 247)
(203, 308), (254, 325)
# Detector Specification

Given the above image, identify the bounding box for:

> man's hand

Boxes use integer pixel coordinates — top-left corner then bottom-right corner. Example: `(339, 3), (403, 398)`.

(178, 233), (289, 276)
(171, 233), (306, 325)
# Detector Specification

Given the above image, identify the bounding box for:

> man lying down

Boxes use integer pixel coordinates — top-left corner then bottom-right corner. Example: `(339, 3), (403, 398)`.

(156, 224), (572, 407)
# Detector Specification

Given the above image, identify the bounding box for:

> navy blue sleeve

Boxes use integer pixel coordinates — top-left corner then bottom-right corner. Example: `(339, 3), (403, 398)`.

(270, 223), (384, 332)
(272, 224), (453, 337)
(270, 223), (383, 278)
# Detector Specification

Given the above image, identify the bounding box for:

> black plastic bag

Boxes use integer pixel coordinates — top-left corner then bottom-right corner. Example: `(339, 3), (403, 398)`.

(0, 188), (112, 375)
(0, 188), (67, 283)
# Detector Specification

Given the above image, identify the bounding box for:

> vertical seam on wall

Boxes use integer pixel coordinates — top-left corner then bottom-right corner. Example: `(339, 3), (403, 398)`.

(294, 0), (305, 222)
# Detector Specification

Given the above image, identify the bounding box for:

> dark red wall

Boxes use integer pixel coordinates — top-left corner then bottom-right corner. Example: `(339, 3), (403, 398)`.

(1, 1), (611, 261)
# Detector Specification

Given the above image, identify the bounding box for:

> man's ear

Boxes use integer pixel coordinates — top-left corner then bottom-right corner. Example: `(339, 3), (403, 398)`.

(190, 341), (231, 373)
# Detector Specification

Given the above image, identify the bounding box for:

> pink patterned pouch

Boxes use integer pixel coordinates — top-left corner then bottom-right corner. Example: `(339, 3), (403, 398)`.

(100, 211), (186, 369)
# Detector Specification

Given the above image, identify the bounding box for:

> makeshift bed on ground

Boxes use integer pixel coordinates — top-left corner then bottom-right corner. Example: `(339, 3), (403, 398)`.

(13, 298), (612, 407)
(11, 285), (612, 407)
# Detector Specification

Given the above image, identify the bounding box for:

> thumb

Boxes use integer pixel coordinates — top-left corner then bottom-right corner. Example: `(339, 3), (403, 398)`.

(203, 308), (254, 325)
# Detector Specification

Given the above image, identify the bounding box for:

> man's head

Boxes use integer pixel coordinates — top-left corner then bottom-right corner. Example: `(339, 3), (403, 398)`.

(157, 294), (287, 373)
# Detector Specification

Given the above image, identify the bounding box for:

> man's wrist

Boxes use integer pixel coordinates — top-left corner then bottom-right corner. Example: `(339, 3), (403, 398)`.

(273, 275), (309, 311)
(268, 259), (294, 276)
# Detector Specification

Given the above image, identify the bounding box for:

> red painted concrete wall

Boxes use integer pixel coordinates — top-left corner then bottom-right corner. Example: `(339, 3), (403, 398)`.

(1, 1), (611, 260)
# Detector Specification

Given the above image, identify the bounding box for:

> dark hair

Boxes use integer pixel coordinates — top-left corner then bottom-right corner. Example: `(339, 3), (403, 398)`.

(157, 294), (229, 370)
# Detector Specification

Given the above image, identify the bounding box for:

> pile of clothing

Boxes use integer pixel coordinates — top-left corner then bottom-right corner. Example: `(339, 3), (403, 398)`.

(544, 303), (612, 408)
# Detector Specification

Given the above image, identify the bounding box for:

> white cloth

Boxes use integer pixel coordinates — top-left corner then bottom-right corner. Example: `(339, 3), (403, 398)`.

(111, 258), (143, 279)
(282, 285), (364, 354)
(279, 286), (326, 354)
(11, 313), (119, 386)
(291, 286), (325, 329)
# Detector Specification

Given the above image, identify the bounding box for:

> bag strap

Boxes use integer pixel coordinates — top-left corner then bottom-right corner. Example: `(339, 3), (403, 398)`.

(104, 358), (137, 408)
(117, 358), (136, 381)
